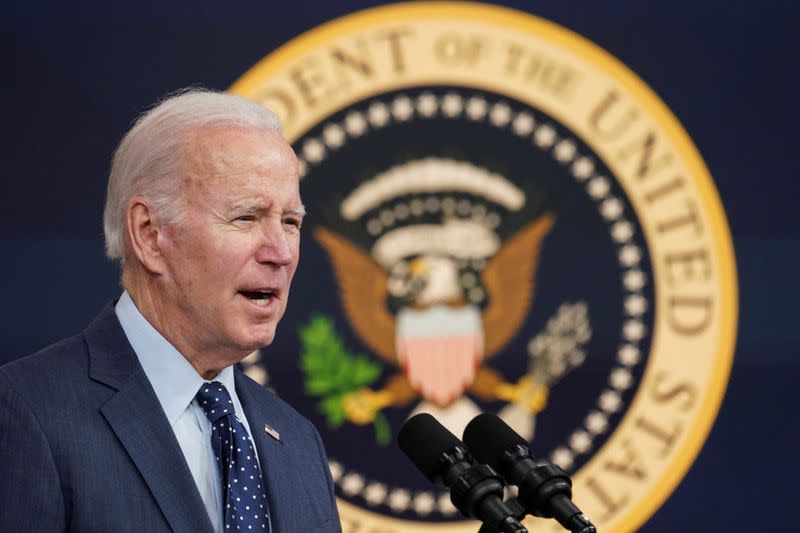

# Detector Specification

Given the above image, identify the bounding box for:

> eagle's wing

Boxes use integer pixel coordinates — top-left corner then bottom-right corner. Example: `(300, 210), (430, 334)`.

(313, 226), (397, 363)
(481, 213), (555, 357)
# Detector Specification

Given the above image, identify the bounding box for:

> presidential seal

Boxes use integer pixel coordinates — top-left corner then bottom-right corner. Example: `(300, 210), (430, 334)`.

(230, 3), (738, 532)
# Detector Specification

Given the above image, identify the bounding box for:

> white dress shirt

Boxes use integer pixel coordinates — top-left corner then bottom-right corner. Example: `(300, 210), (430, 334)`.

(115, 291), (261, 533)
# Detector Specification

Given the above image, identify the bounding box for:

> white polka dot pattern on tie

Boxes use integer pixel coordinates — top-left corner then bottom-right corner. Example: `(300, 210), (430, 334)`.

(196, 381), (271, 533)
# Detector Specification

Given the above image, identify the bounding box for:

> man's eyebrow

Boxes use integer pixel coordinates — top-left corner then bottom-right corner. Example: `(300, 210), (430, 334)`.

(231, 203), (266, 214)
(230, 203), (306, 217)
(288, 205), (307, 217)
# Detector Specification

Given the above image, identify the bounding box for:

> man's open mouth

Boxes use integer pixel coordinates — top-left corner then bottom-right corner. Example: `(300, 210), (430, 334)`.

(239, 289), (275, 307)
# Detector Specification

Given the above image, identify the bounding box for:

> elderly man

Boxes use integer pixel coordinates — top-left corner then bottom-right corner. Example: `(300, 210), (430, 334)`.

(0, 89), (341, 532)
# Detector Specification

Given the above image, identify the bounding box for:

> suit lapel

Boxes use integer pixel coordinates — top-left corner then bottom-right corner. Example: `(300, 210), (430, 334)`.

(235, 371), (299, 531)
(86, 305), (214, 533)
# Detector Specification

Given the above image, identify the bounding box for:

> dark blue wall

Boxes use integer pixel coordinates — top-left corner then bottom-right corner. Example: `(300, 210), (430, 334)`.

(2, 2), (798, 530)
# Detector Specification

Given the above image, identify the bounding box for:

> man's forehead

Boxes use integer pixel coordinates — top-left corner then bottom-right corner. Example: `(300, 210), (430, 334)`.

(185, 125), (294, 164)
(181, 126), (299, 192)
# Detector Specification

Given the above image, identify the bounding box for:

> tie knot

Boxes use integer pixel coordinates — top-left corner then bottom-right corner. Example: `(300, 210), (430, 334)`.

(196, 381), (235, 423)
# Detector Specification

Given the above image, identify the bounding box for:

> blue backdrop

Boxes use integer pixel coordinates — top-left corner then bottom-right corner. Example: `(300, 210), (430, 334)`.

(1, 1), (798, 531)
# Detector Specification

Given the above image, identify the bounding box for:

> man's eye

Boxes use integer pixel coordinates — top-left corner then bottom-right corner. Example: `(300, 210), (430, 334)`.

(235, 215), (256, 222)
(283, 218), (302, 228)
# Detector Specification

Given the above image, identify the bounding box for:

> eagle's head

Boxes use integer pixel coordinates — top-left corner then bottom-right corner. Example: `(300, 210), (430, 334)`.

(388, 255), (464, 308)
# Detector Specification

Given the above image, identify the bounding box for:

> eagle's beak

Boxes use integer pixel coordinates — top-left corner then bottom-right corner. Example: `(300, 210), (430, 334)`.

(409, 258), (428, 278)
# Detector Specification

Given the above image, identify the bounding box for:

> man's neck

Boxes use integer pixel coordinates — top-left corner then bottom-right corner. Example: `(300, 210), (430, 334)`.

(121, 267), (234, 380)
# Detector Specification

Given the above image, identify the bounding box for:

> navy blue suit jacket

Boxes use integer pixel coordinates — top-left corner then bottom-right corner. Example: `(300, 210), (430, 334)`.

(0, 305), (341, 532)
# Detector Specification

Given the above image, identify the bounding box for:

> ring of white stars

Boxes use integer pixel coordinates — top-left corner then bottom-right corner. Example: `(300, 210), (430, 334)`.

(326, 460), (459, 516)
(293, 91), (651, 510)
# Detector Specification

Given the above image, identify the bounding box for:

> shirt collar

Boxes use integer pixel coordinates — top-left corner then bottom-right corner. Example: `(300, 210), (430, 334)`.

(115, 290), (235, 426)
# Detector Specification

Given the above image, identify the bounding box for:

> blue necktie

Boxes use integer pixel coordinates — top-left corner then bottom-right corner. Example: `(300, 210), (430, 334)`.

(196, 382), (271, 532)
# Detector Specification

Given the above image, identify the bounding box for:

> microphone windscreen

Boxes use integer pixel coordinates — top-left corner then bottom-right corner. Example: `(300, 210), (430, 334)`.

(463, 413), (528, 468)
(397, 413), (462, 480)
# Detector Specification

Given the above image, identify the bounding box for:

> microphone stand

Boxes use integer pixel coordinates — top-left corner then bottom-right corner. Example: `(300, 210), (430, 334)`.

(501, 446), (596, 533)
(436, 451), (528, 533)
(476, 498), (526, 533)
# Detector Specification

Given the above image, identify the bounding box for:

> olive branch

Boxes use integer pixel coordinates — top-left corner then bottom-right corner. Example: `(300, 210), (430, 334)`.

(298, 315), (391, 446)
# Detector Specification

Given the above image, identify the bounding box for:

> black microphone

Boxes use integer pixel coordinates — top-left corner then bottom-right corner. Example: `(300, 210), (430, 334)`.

(463, 413), (596, 533)
(397, 413), (527, 533)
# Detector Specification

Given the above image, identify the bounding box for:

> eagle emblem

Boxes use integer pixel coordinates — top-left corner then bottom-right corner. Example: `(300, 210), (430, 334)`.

(310, 158), (579, 438)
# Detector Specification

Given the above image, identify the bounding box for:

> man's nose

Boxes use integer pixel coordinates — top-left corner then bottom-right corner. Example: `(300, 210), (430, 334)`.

(255, 224), (294, 266)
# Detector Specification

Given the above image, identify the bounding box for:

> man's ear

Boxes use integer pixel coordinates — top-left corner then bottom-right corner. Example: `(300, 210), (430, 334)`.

(126, 196), (168, 274)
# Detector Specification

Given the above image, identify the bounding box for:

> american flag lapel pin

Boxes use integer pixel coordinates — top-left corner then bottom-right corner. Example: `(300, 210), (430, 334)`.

(264, 424), (281, 442)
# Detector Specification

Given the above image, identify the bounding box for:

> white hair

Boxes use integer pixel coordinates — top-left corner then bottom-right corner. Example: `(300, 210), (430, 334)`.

(103, 87), (282, 262)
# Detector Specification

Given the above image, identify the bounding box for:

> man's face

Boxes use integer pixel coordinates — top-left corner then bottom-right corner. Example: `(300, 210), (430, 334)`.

(158, 125), (303, 357)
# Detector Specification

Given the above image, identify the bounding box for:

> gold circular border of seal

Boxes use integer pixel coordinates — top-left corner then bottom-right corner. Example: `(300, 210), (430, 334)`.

(229, 3), (738, 532)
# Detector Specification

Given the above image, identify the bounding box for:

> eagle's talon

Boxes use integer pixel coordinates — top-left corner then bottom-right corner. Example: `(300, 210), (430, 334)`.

(342, 388), (393, 425)
(496, 376), (549, 414)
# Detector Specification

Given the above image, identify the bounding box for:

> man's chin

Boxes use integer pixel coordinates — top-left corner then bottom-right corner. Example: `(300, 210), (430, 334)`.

(225, 316), (280, 354)
(242, 326), (276, 350)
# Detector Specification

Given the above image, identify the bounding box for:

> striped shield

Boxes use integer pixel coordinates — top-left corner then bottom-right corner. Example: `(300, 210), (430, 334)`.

(396, 305), (484, 407)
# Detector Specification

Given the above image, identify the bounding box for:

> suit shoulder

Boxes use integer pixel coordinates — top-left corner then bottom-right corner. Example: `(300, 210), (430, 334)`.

(0, 334), (89, 394)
